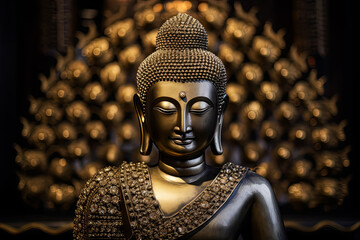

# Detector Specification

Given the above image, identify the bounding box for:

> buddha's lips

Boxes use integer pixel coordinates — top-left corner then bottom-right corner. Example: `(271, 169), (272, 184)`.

(170, 137), (195, 145)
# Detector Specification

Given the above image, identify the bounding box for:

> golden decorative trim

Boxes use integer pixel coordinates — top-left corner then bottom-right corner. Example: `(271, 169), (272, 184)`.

(0, 222), (73, 235)
(0, 220), (359, 235)
(284, 220), (360, 232)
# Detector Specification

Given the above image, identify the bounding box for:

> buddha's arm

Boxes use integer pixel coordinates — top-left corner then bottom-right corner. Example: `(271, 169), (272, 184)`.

(246, 172), (287, 240)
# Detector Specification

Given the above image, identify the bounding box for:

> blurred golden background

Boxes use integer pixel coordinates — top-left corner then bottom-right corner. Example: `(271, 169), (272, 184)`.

(0, 0), (356, 239)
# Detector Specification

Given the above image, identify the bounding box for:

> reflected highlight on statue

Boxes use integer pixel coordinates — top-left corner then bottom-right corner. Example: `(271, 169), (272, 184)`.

(74, 13), (286, 240)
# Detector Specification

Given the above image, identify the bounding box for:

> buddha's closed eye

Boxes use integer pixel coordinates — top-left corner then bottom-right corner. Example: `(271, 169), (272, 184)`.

(153, 101), (177, 114)
(189, 101), (213, 115)
(153, 100), (213, 115)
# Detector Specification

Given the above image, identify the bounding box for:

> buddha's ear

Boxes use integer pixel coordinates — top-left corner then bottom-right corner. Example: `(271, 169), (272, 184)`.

(210, 94), (229, 155)
(133, 94), (152, 155)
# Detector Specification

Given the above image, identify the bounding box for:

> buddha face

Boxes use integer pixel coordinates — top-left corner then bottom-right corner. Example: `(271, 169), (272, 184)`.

(145, 81), (218, 159)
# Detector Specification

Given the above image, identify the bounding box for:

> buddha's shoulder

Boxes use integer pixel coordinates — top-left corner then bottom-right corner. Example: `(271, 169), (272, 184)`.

(79, 166), (122, 196)
(75, 162), (148, 203)
(220, 162), (267, 182)
(224, 162), (276, 198)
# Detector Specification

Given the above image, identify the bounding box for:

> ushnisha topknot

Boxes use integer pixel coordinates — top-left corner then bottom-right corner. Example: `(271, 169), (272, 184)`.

(136, 13), (227, 113)
(156, 12), (208, 50)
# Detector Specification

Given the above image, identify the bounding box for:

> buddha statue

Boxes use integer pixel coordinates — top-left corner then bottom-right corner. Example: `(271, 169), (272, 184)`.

(73, 13), (286, 240)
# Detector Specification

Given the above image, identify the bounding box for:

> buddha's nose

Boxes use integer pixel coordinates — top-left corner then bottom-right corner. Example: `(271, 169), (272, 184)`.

(174, 110), (192, 134)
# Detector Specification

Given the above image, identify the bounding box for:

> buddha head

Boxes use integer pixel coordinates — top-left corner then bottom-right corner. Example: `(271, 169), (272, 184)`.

(134, 13), (228, 160)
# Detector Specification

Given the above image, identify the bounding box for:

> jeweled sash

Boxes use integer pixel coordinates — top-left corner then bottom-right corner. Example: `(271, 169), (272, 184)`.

(119, 162), (248, 240)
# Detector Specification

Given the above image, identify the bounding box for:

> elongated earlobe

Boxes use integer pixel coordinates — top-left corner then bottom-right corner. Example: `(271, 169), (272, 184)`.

(210, 95), (229, 155)
(133, 94), (152, 155)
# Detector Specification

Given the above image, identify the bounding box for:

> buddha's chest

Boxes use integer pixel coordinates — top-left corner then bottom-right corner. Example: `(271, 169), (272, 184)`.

(150, 177), (210, 216)
(149, 190), (248, 240)
(187, 198), (248, 240)
(118, 162), (248, 240)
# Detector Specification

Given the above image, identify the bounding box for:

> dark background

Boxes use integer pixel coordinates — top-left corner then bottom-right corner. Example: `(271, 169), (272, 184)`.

(0, 0), (356, 239)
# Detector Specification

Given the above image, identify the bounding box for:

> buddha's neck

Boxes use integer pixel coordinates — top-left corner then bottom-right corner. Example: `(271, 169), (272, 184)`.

(158, 154), (206, 178)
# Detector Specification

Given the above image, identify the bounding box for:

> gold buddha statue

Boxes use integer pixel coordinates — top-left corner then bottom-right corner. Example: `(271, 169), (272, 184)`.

(73, 13), (286, 240)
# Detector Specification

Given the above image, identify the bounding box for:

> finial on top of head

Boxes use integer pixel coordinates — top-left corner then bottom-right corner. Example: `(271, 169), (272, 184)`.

(156, 13), (208, 50)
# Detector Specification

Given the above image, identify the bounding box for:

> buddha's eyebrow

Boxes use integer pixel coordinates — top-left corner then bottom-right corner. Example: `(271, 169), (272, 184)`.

(188, 96), (215, 107)
(154, 101), (176, 109)
(152, 97), (179, 106)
